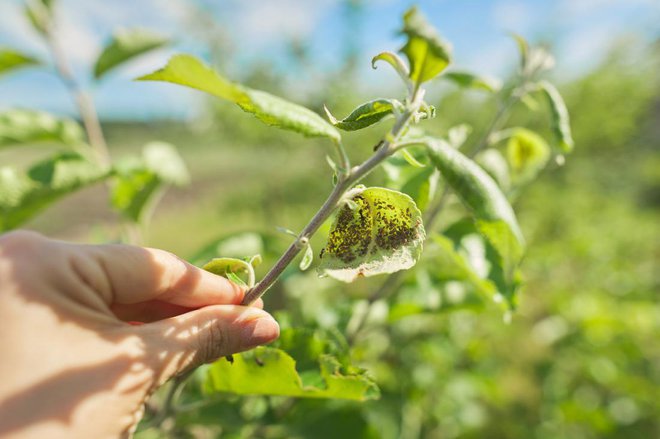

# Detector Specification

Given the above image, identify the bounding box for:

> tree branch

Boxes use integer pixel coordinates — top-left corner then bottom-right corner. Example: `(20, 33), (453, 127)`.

(241, 90), (425, 305)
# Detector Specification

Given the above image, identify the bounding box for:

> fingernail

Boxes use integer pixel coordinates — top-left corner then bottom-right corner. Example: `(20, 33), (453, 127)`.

(241, 316), (279, 347)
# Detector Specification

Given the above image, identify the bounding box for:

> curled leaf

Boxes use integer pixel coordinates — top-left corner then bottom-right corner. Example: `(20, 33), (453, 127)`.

(371, 51), (411, 88)
(537, 80), (574, 153)
(300, 243), (314, 271)
(203, 256), (260, 288)
(319, 187), (425, 282)
(325, 99), (394, 131)
(509, 32), (529, 72)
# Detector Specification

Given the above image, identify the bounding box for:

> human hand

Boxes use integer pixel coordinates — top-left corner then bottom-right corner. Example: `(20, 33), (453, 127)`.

(0, 231), (279, 438)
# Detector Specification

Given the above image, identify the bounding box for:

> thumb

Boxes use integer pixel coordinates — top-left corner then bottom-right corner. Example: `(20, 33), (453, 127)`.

(135, 305), (279, 384)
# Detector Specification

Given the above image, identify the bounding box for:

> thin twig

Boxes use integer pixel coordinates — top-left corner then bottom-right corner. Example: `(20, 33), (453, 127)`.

(44, 26), (110, 166)
(241, 90), (425, 305)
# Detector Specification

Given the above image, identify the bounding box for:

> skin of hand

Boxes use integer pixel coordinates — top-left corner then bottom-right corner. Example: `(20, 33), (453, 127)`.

(0, 230), (279, 438)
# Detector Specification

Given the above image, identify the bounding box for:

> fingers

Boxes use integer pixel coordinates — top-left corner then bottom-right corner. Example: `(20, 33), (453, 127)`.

(137, 305), (279, 383)
(77, 244), (245, 308)
(111, 298), (262, 323)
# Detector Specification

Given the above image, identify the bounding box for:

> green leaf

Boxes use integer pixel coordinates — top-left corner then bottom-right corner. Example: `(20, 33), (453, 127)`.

(25, 0), (54, 35)
(476, 149), (510, 191)
(318, 187), (425, 282)
(110, 142), (188, 222)
(0, 48), (40, 77)
(427, 139), (524, 279)
(400, 6), (452, 86)
(204, 328), (378, 401)
(384, 154), (439, 211)
(0, 152), (108, 231)
(447, 124), (472, 149)
(138, 54), (340, 142)
(142, 141), (189, 185)
(399, 148), (426, 168)
(537, 80), (574, 153)
(510, 33), (529, 72)
(505, 128), (550, 184)
(443, 71), (501, 92)
(203, 257), (254, 287)
(371, 51), (411, 87)
(204, 348), (379, 401)
(300, 243), (314, 271)
(94, 28), (169, 79)
(0, 109), (85, 149)
(189, 232), (265, 267)
(324, 99), (394, 131)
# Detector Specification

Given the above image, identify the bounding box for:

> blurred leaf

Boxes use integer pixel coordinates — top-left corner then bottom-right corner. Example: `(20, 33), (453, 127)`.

(371, 51), (410, 86)
(324, 99), (394, 131)
(142, 141), (189, 185)
(430, 234), (499, 300)
(383, 154), (439, 211)
(443, 71), (501, 92)
(0, 48), (40, 77)
(428, 139), (524, 280)
(319, 187), (425, 282)
(139, 54), (340, 142)
(476, 148), (510, 191)
(538, 80), (574, 153)
(400, 6), (452, 86)
(204, 347), (379, 401)
(94, 28), (169, 79)
(505, 128), (550, 184)
(510, 32), (529, 71)
(526, 46), (555, 76)
(447, 123), (473, 148)
(0, 152), (108, 231)
(399, 148), (426, 168)
(0, 109), (84, 149)
(24, 0), (54, 35)
(203, 257), (258, 288)
(300, 242), (314, 271)
(189, 232), (266, 267)
(110, 142), (188, 222)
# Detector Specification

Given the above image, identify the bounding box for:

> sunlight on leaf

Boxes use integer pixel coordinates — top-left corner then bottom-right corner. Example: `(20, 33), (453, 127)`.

(94, 28), (169, 79)
(0, 109), (84, 149)
(0, 48), (40, 77)
(0, 152), (109, 231)
(400, 6), (452, 86)
(138, 54), (340, 142)
(319, 187), (425, 282)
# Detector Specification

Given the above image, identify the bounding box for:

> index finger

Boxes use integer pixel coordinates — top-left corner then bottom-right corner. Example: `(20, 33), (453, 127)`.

(78, 244), (245, 308)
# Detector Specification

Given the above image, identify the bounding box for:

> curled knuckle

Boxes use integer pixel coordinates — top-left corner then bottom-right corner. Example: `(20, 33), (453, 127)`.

(198, 322), (227, 362)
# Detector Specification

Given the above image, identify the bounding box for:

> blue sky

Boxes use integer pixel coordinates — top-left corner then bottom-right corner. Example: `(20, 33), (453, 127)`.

(0, 0), (658, 120)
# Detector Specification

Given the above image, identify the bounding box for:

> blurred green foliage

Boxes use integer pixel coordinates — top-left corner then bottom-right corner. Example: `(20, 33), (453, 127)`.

(2, 9), (658, 437)
(128, 42), (660, 438)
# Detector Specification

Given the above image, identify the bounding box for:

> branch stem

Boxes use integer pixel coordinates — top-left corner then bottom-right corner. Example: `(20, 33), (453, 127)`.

(45, 26), (110, 166)
(242, 90), (425, 305)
